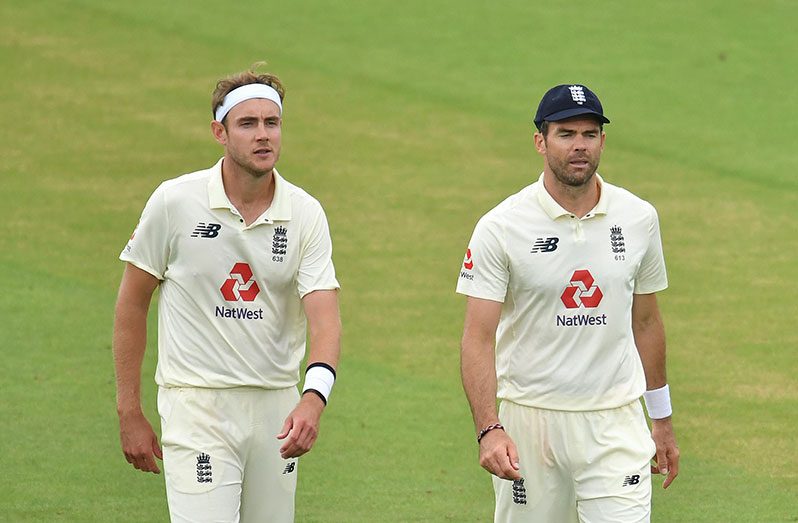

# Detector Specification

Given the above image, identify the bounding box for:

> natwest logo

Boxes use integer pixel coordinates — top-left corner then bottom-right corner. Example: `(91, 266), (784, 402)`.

(463, 249), (474, 270)
(220, 263), (260, 302)
(561, 269), (603, 309)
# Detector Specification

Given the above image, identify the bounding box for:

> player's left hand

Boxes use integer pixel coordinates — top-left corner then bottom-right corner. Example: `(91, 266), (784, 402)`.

(277, 393), (325, 459)
(650, 417), (680, 489)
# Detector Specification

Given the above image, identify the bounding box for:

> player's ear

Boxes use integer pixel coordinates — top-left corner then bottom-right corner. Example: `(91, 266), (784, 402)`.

(534, 131), (546, 154)
(211, 120), (227, 146)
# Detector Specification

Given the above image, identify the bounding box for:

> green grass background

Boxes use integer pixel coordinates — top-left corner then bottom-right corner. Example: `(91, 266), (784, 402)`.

(1, 0), (796, 521)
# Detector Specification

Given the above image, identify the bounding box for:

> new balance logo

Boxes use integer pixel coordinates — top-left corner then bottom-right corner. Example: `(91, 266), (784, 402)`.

(531, 237), (559, 253)
(512, 478), (527, 505)
(196, 452), (213, 483)
(283, 461), (296, 474)
(622, 474), (641, 487)
(191, 222), (222, 238)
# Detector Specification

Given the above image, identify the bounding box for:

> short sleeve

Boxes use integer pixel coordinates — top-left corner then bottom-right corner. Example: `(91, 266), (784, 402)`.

(634, 206), (668, 294)
(119, 184), (170, 280)
(297, 203), (340, 298)
(455, 215), (509, 302)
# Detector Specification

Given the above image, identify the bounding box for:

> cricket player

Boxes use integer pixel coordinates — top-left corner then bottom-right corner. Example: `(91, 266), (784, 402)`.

(457, 84), (679, 522)
(113, 64), (341, 522)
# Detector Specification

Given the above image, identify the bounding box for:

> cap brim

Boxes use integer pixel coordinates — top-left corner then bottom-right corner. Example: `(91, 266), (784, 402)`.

(541, 108), (610, 125)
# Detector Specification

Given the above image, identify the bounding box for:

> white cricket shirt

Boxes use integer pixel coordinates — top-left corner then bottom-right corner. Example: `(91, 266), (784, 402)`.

(120, 158), (340, 389)
(456, 174), (667, 411)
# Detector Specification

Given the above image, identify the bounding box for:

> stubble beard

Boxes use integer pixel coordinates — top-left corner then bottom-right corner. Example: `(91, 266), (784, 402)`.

(549, 155), (600, 188)
(228, 147), (277, 179)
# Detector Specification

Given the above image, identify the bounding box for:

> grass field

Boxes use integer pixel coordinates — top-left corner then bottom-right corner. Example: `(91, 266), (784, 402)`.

(1, 0), (797, 521)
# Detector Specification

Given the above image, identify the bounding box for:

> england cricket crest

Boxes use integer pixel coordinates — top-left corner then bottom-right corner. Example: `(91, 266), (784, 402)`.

(196, 452), (213, 483)
(569, 85), (586, 104)
(512, 478), (527, 505)
(610, 225), (626, 254)
(272, 226), (288, 257)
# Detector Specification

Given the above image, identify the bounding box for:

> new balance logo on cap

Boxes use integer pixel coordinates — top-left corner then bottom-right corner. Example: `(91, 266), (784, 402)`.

(531, 237), (559, 253)
(191, 222), (222, 238)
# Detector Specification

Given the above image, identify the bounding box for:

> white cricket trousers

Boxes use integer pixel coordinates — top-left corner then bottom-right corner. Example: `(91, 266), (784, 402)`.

(494, 400), (656, 523)
(157, 386), (300, 523)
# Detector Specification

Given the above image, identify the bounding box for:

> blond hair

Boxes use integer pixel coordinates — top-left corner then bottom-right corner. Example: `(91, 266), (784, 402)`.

(211, 62), (285, 123)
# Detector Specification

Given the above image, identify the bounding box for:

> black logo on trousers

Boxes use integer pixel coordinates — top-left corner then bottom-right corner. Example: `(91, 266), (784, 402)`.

(196, 452), (212, 483)
(531, 237), (559, 253)
(622, 474), (640, 487)
(191, 222), (222, 238)
(283, 461), (296, 474)
(512, 478), (527, 505)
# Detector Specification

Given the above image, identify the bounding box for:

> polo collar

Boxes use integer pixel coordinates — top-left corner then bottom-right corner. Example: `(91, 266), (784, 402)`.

(207, 158), (292, 222)
(536, 172), (608, 220)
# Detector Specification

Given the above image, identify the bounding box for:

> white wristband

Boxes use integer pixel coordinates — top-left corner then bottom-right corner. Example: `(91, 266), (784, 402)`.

(643, 384), (672, 419)
(302, 363), (336, 405)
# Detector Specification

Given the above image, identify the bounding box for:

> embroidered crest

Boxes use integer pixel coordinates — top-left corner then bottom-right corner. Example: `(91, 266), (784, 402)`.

(512, 478), (527, 505)
(272, 226), (288, 256)
(569, 85), (586, 104)
(196, 452), (212, 483)
(610, 225), (626, 254)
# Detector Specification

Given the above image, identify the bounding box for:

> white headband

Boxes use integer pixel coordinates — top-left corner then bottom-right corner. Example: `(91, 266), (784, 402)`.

(214, 83), (283, 122)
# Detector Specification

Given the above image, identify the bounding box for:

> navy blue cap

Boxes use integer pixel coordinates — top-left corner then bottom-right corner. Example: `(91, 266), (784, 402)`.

(534, 84), (610, 130)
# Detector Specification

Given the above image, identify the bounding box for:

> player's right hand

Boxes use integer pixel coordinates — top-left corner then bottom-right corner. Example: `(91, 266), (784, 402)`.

(118, 411), (163, 474)
(478, 430), (522, 480)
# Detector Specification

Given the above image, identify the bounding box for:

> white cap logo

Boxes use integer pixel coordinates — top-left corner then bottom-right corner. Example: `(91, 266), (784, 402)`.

(569, 85), (586, 105)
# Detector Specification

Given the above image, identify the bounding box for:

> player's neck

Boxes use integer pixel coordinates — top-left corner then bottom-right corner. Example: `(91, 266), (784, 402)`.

(542, 172), (600, 219)
(221, 160), (276, 225)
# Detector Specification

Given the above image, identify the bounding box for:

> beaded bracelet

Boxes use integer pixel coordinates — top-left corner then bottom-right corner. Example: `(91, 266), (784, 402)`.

(477, 423), (505, 443)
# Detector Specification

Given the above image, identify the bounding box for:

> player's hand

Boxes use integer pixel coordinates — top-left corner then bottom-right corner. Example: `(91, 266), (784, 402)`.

(478, 429), (522, 480)
(650, 417), (679, 489)
(277, 393), (325, 459)
(118, 410), (162, 474)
